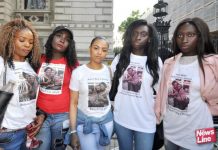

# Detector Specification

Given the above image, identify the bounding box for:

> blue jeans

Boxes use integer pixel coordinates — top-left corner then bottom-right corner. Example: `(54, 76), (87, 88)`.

(114, 121), (155, 150)
(35, 113), (69, 150)
(0, 129), (27, 150)
(77, 121), (113, 150)
(164, 138), (189, 150)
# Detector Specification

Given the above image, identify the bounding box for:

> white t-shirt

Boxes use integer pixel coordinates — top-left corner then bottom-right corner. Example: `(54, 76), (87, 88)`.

(164, 57), (213, 150)
(0, 57), (38, 129)
(69, 64), (111, 118)
(111, 53), (163, 133)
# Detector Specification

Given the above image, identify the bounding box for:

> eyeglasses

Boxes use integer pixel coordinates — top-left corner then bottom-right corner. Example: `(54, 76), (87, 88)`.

(176, 32), (199, 39)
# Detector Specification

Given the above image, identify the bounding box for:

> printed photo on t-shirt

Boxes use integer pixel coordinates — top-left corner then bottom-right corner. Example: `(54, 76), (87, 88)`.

(88, 82), (109, 108)
(122, 65), (143, 93)
(38, 63), (65, 95)
(18, 72), (38, 102)
(168, 76), (191, 111)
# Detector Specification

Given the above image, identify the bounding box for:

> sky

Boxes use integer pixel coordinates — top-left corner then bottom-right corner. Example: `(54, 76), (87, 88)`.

(113, 0), (157, 46)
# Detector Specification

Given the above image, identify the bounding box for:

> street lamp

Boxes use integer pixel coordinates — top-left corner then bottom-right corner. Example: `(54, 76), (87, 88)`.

(153, 0), (171, 56)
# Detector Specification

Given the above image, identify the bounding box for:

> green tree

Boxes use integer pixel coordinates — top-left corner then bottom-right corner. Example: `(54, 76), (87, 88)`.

(118, 10), (145, 32)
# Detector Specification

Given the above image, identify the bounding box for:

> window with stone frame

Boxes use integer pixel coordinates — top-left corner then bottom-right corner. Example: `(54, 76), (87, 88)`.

(24, 0), (46, 9)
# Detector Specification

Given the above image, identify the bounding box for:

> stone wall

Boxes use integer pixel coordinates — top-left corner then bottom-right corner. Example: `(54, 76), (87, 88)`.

(146, 0), (218, 39)
(0, 0), (114, 64)
(163, 0), (217, 38)
(51, 0), (114, 64)
(0, 0), (15, 24)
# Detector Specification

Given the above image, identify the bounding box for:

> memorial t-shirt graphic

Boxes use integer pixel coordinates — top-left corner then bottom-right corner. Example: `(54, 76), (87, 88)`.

(38, 63), (65, 95)
(88, 82), (109, 108)
(168, 77), (191, 110)
(122, 65), (143, 93)
(17, 71), (38, 103)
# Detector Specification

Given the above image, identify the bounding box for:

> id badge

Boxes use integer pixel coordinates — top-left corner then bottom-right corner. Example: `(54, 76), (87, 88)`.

(195, 128), (216, 144)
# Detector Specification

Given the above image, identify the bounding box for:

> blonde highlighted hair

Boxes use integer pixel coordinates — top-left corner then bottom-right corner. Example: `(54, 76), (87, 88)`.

(0, 18), (40, 70)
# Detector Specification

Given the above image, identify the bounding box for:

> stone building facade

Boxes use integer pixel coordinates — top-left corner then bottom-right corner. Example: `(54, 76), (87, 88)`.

(146, 0), (218, 51)
(164, 0), (217, 38)
(0, 0), (114, 64)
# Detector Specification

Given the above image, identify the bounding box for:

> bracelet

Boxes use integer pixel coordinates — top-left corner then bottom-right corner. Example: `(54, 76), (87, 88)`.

(70, 130), (77, 134)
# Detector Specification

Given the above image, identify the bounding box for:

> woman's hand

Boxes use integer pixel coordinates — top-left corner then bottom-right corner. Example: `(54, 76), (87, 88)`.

(154, 97), (162, 124)
(70, 133), (80, 150)
(155, 109), (162, 124)
(27, 114), (45, 138)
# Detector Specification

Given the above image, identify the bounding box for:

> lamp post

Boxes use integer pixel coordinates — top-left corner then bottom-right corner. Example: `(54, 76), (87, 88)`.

(153, 0), (171, 53)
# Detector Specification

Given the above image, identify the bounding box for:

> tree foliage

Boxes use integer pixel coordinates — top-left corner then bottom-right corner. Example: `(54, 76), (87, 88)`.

(118, 10), (144, 32)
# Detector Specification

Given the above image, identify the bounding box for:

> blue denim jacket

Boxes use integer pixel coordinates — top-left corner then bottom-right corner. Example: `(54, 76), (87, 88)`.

(77, 109), (113, 146)
(64, 109), (113, 146)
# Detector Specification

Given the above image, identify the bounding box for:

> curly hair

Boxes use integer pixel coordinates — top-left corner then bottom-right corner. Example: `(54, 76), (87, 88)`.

(171, 17), (216, 77)
(44, 27), (78, 68)
(0, 18), (40, 70)
(115, 19), (160, 87)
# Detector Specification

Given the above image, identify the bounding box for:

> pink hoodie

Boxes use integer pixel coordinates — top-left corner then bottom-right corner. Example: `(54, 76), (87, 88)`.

(155, 53), (218, 123)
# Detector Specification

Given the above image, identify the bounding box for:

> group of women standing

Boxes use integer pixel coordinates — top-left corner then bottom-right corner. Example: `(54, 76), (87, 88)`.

(0, 16), (217, 150)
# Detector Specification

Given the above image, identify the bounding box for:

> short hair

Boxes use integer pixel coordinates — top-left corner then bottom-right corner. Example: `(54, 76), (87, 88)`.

(99, 82), (107, 88)
(44, 67), (53, 72)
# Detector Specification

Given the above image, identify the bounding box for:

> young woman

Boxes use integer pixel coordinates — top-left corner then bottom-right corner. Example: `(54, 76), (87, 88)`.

(155, 17), (218, 150)
(35, 26), (78, 150)
(0, 18), (44, 150)
(69, 36), (113, 150)
(110, 19), (162, 150)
